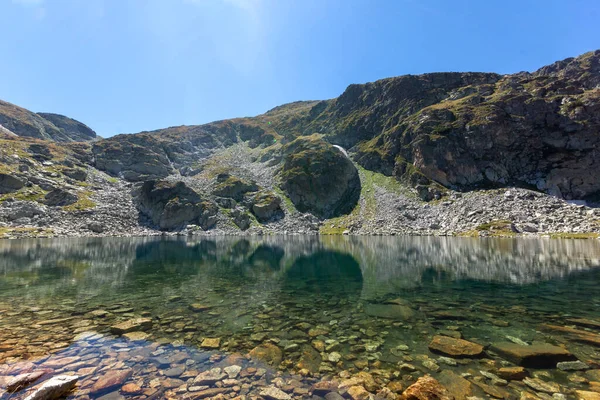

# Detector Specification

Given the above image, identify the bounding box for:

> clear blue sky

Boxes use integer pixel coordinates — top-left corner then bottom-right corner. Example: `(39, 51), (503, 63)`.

(1, 0), (599, 138)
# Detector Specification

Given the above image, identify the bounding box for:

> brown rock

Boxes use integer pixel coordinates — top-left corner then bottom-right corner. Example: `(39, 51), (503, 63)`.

(43, 356), (80, 368)
(438, 370), (472, 398)
(576, 391), (600, 400)
(387, 381), (404, 393)
(428, 335), (484, 357)
(347, 385), (370, 400)
(186, 387), (228, 399)
(200, 338), (220, 349)
(121, 383), (142, 394)
(310, 380), (339, 395)
(490, 342), (575, 367)
(402, 376), (452, 400)
(90, 369), (132, 394)
(110, 318), (152, 335)
(472, 380), (511, 399)
(123, 331), (149, 341)
(567, 318), (600, 330)
(497, 366), (528, 380)
(541, 324), (600, 347)
(248, 343), (282, 366)
(297, 344), (321, 373)
(189, 304), (211, 312)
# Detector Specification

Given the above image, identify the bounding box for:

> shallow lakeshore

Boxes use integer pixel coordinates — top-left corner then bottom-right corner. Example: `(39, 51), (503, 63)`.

(2, 235), (600, 399)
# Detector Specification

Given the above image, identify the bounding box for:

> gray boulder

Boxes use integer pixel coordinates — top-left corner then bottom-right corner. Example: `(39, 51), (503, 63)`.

(133, 180), (218, 230)
(0, 173), (26, 194)
(251, 191), (282, 222)
(44, 188), (78, 206)
(231, 207), (251, 230)
(280, 136), (360, 218)
(62, 168), (87, 181)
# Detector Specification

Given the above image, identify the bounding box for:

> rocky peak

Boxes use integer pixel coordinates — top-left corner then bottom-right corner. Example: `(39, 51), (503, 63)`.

(0, 99), (97, 142)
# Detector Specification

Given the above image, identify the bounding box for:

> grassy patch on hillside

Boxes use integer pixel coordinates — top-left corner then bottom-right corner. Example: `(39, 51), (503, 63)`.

(0, 227), (54, 238)
(63, 190), (96, 212)
(549, 232), (599, 239)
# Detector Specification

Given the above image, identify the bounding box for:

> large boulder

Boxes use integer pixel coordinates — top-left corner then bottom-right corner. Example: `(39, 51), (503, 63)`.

(279, 135), (360, 218)
(62, 168), (87, 181)
(0, 173), (26, 194)
(133, 180), (217, 230)
(44, 188), (78, 206)
(251, 191), (282, 222)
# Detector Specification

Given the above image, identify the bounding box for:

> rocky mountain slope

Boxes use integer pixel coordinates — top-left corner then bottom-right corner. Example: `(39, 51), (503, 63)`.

(0, 50), (599, 238)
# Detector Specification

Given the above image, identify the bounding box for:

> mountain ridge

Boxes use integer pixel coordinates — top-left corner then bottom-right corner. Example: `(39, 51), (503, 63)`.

(0, 49), (599, 238)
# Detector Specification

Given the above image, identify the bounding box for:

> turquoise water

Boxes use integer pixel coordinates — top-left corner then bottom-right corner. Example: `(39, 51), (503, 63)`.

(1, 236), (600, 398)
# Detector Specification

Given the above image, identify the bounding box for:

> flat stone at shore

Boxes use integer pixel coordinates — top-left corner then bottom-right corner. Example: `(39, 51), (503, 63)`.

(428, 335), (484, 357)
(490, 342), (575, 367)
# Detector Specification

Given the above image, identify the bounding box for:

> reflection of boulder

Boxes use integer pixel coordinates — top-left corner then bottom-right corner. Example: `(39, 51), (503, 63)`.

(249, 245), (284, 271)
(130, 240), (216, 280)
(284, 250), (362, 296)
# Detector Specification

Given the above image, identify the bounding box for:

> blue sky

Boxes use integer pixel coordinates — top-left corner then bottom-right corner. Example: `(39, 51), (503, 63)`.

(1, 0), (599, 138)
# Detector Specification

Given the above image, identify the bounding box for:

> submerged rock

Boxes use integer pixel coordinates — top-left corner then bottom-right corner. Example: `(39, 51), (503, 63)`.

(248, 343), (283, 366)
(110, 318), (152, 335)
(402, 376), (452, 400)
(428, 335), (484, 358)
(7, 370), (49, 392)
(523, 377), (561, 393)
(497, 366), (528, 380)
(90, 370), (132, 395)
(490, 342), (575, 367)
(365, 303), (414, 320)
(260, 386), (292, 400)
(23, 375), (79, 400)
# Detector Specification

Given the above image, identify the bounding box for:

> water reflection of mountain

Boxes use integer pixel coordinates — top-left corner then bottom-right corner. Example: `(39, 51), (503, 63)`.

(1, 236), (600, 299)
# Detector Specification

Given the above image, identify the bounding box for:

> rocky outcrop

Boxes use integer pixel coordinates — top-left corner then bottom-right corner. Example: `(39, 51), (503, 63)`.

(251, 191), (282, 222)
(44, 188), (78, 207)
(93, 134), (174, 181)
(280, 135), (361, 218)
(212, 175), (259, 201)
(0, 173), (26, 194)
(0, 100), (96, 142)
(133, 180), (217, 230)
(37, 113), (96, 142)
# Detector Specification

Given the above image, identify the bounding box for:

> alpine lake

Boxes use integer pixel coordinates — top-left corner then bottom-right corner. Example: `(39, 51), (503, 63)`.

(2, 236), (600, 399)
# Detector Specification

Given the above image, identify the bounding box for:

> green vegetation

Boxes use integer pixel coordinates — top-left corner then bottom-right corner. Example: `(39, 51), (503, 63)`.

(0, 227), (54, 238)
(0, 186), (47, 203)
(63, 190), (96, 212)
(458, 220), (517, 237)
(549, 232), (599, 239)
